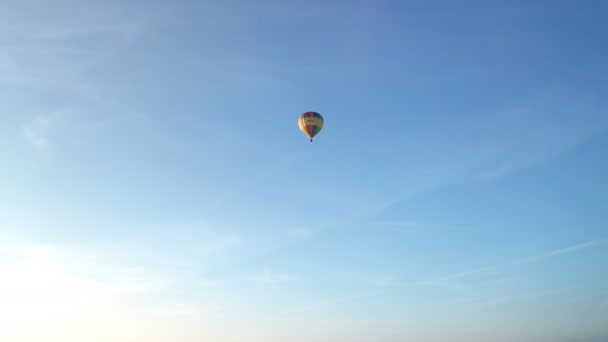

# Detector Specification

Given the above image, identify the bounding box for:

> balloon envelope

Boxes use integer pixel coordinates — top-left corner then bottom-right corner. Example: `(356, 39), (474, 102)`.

(298, 112), (324, 141)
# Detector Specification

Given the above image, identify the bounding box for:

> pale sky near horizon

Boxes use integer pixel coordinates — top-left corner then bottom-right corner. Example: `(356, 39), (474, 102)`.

(1, 1), (608, 341)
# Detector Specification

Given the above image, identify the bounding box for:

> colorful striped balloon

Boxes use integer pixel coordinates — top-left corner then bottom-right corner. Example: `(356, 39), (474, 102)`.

(298, 111), (324, 142)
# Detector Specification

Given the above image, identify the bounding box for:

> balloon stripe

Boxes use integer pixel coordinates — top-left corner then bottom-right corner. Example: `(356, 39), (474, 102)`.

(298, 112), (323, 140)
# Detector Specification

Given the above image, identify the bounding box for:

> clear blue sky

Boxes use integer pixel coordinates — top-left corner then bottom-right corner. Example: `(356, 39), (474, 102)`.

(1, 1), (608, 341)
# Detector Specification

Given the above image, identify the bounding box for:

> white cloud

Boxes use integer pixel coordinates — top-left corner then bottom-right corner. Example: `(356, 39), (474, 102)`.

(254, 268), (294, 287)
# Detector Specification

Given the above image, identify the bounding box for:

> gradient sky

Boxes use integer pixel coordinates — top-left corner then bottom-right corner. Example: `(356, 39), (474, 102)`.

(1, 1), (608, 341)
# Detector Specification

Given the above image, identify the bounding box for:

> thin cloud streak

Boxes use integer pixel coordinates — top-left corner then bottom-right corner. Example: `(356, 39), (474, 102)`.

(509, 240), (608, 266)
(414, 238), (608, 285)
(371, 275), (402, 287)
(269, 316), (396, 327)
(455, 288), (567, 309)
(284, 292), (376, 314)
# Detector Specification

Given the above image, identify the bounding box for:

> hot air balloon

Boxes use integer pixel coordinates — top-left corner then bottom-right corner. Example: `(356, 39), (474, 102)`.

(298, 111), (324, 142)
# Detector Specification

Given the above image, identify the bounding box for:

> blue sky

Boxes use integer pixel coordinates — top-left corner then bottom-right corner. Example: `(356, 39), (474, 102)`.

(1, 0), (608, 341)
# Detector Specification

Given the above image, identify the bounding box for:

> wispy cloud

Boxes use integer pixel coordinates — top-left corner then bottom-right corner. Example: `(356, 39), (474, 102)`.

(0, 244), (156, 327)
(194, 231), (243, 255)
(413, 238), (608, 286)
(361, 221), (421, 228)
(284, 292), (375, 314)
(269, 316), (395, 328)
(450, 288), (566, 309)
(0, 0), (165, 112)
(21, 107), (146, 151)
(353, 220), (423, 234)
(288, 227), (317, 240)
(94, 221), (246, 269)
(21, 111), (70, 151)
(597, 296), (608, 315)
(0, 241), (231, 341)
(366, 99), (608, 218)
(22, 115), (51, 150)
(370, 275), (402, 287)
(340, 271), (403, 287)
(254, 268), (294, 288)
(145, 301), (224, 318)
(508, 240), (608, 266)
